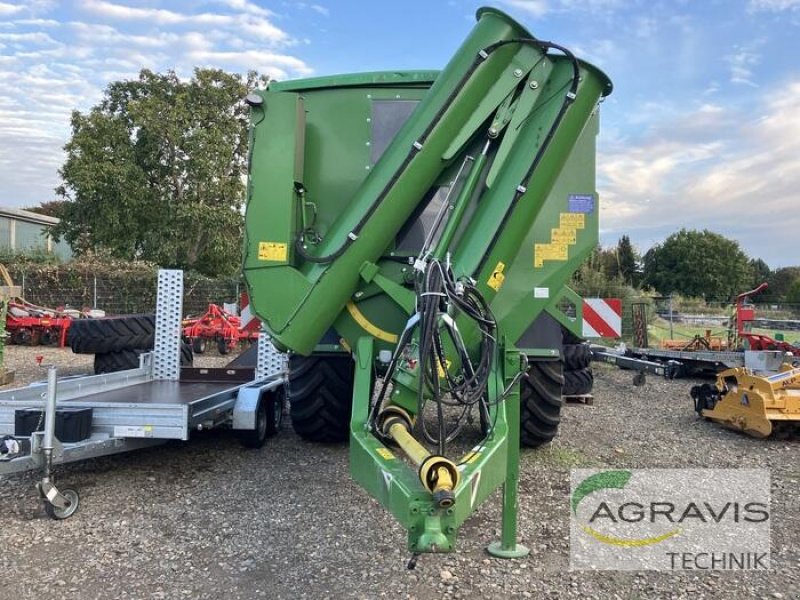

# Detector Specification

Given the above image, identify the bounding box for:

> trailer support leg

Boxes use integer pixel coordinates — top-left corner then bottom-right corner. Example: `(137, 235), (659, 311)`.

(35, 366), (80, 519)
(488, 351), (529, 558)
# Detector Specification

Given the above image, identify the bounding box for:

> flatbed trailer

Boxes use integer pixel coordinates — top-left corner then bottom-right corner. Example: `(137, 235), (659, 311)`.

(0, 270), (287, 519)
(595, 345), (788, 384)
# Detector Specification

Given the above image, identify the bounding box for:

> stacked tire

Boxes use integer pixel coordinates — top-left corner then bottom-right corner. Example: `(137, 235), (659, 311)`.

(520, 359), (564, 448)
(67, 315), (192, 374)
(562, 342), (593, 397)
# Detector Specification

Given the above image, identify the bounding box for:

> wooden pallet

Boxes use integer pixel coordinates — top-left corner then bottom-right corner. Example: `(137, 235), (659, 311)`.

(564, 394), (594, 406)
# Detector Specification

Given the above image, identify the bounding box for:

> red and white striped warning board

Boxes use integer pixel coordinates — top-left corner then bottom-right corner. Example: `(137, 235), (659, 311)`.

(239, 292), (261, 333)
(582, 298), (622, 338)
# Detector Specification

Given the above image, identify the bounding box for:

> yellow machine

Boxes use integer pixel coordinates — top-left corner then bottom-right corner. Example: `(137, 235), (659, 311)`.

(691, 363), (800, 438)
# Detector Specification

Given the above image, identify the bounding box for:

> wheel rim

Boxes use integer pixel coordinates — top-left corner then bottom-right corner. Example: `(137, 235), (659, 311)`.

(52, 489), (80, 519)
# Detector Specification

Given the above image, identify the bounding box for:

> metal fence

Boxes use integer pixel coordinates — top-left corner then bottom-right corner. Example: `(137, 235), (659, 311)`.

(10, 270), (241, 316)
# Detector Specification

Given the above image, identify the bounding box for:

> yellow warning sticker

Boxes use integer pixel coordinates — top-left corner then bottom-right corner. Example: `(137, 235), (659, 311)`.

(551, 228), (576, 244)
(258, 241), (288, 262)
(487, 261), (506, 291)
(560, 212), (585, 229)
(534, 212), (587, 269)
(376, 448), (395, 460)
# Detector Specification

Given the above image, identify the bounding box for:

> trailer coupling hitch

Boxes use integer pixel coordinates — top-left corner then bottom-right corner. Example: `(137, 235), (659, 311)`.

(379, 409), (461, 508)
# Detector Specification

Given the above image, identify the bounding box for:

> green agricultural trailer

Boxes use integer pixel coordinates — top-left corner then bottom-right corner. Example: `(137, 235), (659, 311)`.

(243, 7), (612, 557)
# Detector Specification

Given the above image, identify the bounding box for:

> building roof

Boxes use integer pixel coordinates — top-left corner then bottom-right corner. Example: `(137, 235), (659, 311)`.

(0, 206), (59, 226)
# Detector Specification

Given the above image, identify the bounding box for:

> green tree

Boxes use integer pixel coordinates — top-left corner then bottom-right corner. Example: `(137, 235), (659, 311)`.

(642, 229), (753, 300)
(785, 279), (800, 305)
(23, 200), (67, 218)
(767, 266), (800, 301)
(615, 235), (639, 286)
(54, 68), (265, 277)
(748, 258), (771, 290)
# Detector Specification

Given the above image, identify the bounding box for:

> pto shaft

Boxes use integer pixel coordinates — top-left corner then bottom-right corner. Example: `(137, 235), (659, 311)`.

(385, 419), (461, 508)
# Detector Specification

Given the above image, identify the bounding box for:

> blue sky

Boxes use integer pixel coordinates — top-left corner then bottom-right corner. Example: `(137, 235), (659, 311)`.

(1, 0), (798, 266)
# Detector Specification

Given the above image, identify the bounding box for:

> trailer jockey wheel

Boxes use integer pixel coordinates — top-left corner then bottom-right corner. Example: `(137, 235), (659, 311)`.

(44, 488), (80, 520)
(633, 371), (646, 387)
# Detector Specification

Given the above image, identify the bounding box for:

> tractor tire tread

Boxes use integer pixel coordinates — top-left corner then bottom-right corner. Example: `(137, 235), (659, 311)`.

(69, 314), (156, 354)
(563, 343), (592, 371)
(520, 360), (564, 448)
(289, 354), (353, 443)
(563, 367), (594, 396)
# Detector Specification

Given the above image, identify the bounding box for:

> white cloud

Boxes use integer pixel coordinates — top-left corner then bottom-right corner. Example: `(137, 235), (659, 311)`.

(0, 2), (24, 16)
(598, 81), (800, 266)
(80, 0), (290, 43)
(0, 1), (314, 208)
(726, 42), (763, 87)
(311, 4), (329, 16)
(0, 32), (59, 44)
(498, 0), (549, 17)
(499, 0), (626, 18)
(217, 0), (272, 17)
(188, 49), (313, 78)
(748, 0), (800, 10)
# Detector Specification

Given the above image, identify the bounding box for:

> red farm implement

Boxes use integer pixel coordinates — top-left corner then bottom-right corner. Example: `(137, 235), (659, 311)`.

(729, 283), (800, 356)
(6, 300), (73, 347)
(1, 265), (73, 347)
(182, 303), (258, 355)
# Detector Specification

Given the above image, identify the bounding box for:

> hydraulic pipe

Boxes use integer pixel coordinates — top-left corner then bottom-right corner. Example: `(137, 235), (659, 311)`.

(432, 140), (491, 258)
(387, 421), (461, 508)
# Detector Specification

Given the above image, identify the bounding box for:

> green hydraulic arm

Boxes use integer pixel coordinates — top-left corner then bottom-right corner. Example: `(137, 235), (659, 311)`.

(243, 7), (612, 556)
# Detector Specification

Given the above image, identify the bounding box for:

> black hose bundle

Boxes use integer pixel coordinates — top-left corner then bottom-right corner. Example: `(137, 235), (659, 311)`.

(414, 259), (497, 453)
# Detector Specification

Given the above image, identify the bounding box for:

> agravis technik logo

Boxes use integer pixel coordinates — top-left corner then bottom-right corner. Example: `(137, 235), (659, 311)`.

(569, 469), (771, 571)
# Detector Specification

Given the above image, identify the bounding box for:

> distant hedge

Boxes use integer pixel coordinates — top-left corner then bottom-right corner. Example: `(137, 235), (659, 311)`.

(2, 256), (240, 315)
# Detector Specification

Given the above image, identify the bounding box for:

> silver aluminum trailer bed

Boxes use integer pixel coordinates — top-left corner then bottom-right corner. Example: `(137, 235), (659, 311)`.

(0, 270), (287, 518)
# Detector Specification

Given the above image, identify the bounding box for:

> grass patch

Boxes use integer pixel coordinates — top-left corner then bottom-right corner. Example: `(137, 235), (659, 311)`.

(525, 444), (595, 468)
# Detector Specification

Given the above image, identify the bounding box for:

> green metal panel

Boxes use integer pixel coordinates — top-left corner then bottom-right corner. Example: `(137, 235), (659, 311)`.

(492, 111), (602, 344)
(244, 8), (539, 355)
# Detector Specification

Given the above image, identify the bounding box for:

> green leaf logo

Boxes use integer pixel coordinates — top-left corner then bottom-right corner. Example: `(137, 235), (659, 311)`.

(572, 470), (680, 547)
(572, 470), (632, 515)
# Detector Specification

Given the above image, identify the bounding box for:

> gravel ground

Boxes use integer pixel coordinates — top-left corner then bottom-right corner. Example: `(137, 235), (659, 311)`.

(0, 346), (797, 599)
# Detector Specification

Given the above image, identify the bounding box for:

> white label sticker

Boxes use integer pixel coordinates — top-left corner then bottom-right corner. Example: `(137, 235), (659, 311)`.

(114, 425), (154, 438)
(534, 287), (550, 299)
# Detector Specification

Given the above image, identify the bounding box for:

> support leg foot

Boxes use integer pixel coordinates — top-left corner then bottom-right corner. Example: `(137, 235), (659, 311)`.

(487, 541), (530, 559)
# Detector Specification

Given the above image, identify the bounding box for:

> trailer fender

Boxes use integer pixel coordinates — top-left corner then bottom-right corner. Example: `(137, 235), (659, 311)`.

(233, 386), (262, 431)
(232, 381), (283, 431)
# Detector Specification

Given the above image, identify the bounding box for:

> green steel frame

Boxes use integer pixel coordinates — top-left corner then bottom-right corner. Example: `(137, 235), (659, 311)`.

(243, 7), (611, 555)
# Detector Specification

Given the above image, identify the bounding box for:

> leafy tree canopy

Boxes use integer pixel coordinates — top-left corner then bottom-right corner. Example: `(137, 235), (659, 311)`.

(748, 258), (771, 291)
(54, 68), (266, 277)
(642, 229), (753, 300)
(23, 200), (67, 218)
(767, 266), (800, 301)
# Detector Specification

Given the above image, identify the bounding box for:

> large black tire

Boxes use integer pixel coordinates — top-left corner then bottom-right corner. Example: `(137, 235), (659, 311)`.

(94, 343), (193, 374)
(563, 367), (594, 396)
(69, 315), (155, 354)
(520, 360), (564, 448)
(563, 343), (592, 371)
(562, 328), (583, 345)
(288, 354), (354, 443)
